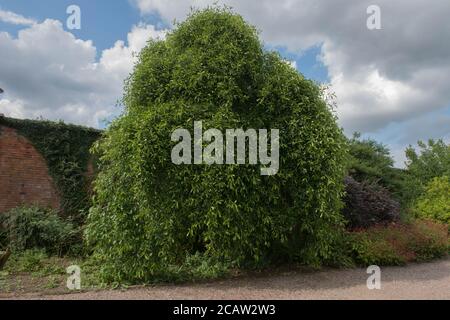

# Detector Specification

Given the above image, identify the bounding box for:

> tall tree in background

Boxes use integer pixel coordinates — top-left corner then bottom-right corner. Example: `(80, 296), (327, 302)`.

(347, 133), (407, 204)
(404, 139), (450, 204)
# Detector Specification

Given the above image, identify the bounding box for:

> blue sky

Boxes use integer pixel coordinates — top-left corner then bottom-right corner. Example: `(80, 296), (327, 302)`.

(0, 0), (449, 167)
(1, 0), (154, 52)
(0, 0), (329, 79)
(0, 0), (328, 81)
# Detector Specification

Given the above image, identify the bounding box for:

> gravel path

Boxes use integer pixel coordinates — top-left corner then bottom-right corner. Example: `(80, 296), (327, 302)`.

(3, 258), (450, 300)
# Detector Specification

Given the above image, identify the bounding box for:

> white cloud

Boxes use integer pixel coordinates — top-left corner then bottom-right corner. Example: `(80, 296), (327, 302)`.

(0, 9), (36, 26)
(288, 60), (297, 70)
(134, 0), (450, 132)
(0, 18), (167, 127)
(0, 98), (26, 118)
(101, 24), (167, 77)
(134, 0), (450, 166)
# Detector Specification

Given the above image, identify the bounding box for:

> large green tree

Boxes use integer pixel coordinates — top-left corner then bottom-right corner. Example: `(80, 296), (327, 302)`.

(86, 7), (347, 282)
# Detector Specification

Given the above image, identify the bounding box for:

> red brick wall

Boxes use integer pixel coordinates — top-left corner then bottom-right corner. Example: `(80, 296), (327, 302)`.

(0, 125), (60, 213)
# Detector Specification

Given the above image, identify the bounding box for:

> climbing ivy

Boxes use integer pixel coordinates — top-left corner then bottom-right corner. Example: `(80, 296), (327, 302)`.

(0, 116), (101, 223)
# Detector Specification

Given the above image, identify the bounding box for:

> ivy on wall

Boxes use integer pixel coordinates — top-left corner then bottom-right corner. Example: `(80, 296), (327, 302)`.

(0, 117), (101, 223)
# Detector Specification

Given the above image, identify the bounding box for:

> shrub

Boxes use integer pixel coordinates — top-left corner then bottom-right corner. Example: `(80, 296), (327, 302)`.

(342, 176), (400, 229)
(413, 176), (450, 227)
(86, 7), (347, 283)
(0, 206), (79, 255)
(4, 248), (49, 273)
(349, 220), (448, 266)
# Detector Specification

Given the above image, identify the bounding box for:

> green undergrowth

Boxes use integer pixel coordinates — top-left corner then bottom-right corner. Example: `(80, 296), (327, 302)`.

(348, 219), (449, 266)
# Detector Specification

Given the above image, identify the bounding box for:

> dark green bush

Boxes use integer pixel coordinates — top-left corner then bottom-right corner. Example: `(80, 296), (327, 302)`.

(86, 7), (347, 283)
(0, 206), (79, 255)
(343, 176), (400, 229)
(346, 133), (408, 204)
(347, 133), (394, 183)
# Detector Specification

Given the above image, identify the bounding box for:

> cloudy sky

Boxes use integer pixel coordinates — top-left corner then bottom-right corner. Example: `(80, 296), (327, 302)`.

(0, 0), (449, 167)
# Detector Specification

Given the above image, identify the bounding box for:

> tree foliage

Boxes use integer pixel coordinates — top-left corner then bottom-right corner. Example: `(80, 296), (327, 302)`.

(404, 139), (450, 204)
(406, 139), (450, 182)
(413, 176), (450, 227)
(347, 133), (394, 182)
(347, 133), (407, 203)
(85, 7), (347, 282)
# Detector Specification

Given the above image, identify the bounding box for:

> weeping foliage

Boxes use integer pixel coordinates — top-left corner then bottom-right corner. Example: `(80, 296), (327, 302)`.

(85, 7), (348, 282)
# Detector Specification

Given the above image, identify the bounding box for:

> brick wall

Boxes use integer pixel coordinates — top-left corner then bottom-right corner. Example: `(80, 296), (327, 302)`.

(0, 125), (60, 213)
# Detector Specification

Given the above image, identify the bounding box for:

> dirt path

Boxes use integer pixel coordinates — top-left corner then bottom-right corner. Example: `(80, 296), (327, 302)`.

(2, 258), (449, 300)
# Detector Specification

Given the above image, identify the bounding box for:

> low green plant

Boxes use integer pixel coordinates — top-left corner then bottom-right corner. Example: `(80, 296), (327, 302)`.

(413, 176), (450, 228)
(4, 249), (48, 273)
(349, 220), (448, 266)
(153, 253), (231, 283)
(1, 249), (96, 292)
(0, 206), (80, 255)
(350, 235), (405, 266)
(44, 275), (61, 289)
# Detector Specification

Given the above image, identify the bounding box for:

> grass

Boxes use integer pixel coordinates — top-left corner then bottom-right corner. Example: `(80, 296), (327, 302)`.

(0, 249), (104, 295)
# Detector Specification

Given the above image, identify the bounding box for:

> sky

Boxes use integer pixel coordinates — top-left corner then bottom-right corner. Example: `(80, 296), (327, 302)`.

(0, 0), (449, 167)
